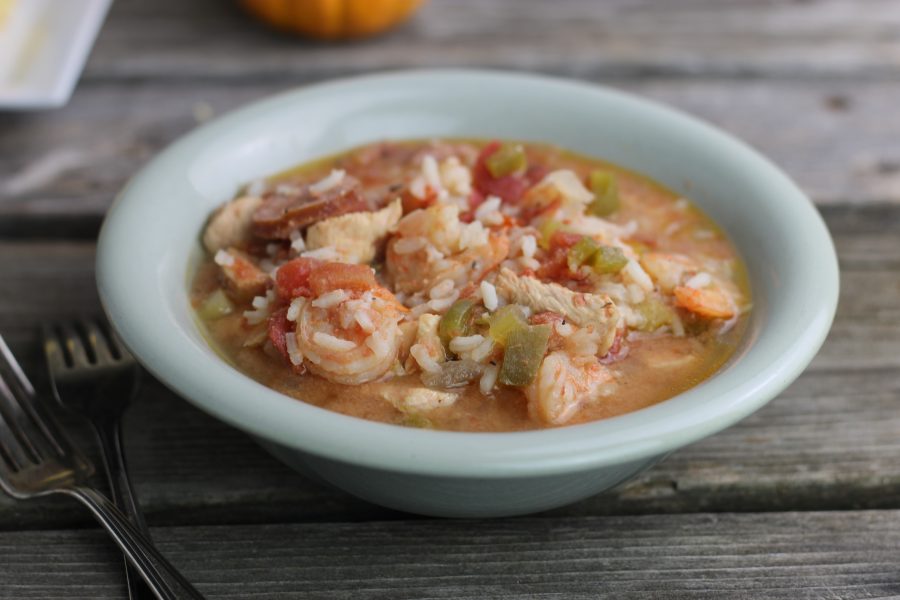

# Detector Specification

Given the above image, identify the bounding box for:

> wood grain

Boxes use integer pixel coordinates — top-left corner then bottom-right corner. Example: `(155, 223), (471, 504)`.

(2, 79), (899, 237)
(2, 511), (900, 599)
(87, 0), (900, 81)
(0, 205), (897, 529)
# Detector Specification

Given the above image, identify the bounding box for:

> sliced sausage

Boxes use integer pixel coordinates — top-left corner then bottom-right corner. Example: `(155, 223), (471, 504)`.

(251, 176), (371, 239)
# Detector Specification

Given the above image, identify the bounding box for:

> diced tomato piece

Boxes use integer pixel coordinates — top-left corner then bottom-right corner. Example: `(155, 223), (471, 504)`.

(267, 308), (291, 362)
(275, 257), (321, 300)
(472, 141), (532, 204)
(549, 231), (584, 250)
(308, 262), (378, 296)
(525, 164), (549, 186)
(536, 244), (589, 283)
(401, 186), (437, 214)
(468, 188), (486, 211)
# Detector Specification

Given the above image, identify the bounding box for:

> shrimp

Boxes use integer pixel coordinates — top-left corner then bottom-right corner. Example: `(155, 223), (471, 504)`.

(641, 252), (739, 319)
(640, 252), (697, 293)
(673, 285), (735, 319)
(525, 351), (615, 425)
(387, 203), (510, 295)
(294, 288), (405, 385)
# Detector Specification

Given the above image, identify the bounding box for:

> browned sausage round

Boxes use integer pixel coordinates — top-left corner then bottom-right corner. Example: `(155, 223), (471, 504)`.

(252, 176), (371, 239)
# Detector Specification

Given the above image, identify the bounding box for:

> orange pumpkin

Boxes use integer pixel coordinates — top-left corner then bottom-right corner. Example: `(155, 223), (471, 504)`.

(239, 0), (425, 40)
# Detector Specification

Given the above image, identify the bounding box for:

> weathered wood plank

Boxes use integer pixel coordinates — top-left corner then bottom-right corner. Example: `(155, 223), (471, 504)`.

(0, 206), (897, 528)
(3, 511), (900, 599)
(86, 0), (900, 81)
(2, 78), (898, 237)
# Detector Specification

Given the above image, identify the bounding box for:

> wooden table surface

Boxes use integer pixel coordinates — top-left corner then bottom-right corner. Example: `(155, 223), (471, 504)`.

(2, 0), (900, 598)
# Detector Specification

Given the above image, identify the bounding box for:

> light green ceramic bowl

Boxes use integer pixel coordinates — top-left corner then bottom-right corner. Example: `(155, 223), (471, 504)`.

(97, 70), (838, 517)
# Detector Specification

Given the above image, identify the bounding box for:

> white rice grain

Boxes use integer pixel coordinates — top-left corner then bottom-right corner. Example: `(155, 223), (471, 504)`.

(214, 249), (234, 267)
(393, 236), (426, 255)
(470, 337), (495, 362)
(284, 333), (303, 366)
(626, 283), (647, 304)
(521, 234), (537, 259)
(459, 221), (489, 250)
(480, 280), (498, 311)
(555, 322), (574, 337)
(301, 246), (340, 261)
(474, 196), (502, 222)
(428, 290), (459, 312)
(425, 244), (444, 263)
(410, 344), (442, 374)
(422, 155), (441, 191)
(518, 256), (541, 271)
(251, 295), (269, 310)
(286, 298), (305, 322)
(355, 311), (375, 333)
(429, 278), (455, 300)
(479, 364), (499, 395)
(365, 330), (389, 357)
(313, 331), (357, 352)
(410, 303), (435, 318)
(312, 289), (349, 309)
(309, 169), (345, 194)
(289, 230), (306, 253)
(449, 334), (485, 354)
(685, 272), (712, 289)
(623, 259), (654, 292)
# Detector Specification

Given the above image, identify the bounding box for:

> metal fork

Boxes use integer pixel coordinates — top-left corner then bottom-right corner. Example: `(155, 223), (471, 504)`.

(0, 333), (204, 600)
(43, 318), (152, 600)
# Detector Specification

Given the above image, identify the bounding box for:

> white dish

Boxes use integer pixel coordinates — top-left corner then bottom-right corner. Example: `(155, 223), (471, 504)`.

(96, 70), (838, 517)
(0, 0), (110, 110)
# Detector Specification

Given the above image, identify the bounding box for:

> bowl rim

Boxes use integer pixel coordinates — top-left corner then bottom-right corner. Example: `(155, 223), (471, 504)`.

(97, 68), (839, 478)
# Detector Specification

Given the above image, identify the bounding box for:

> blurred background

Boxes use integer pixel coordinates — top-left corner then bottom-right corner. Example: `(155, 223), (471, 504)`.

(1, 0), (897, 239)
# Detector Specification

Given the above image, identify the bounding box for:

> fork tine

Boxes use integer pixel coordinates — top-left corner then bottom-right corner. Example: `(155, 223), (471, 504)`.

(59, 322), (92, 367)
(42, 325), (69, 376)
(0, 334), (67, 460)
(80, 319), (114, 364)
(107, 326), (135, 363)
(0, 335), (36, 397)
(0, 378), (35, 471)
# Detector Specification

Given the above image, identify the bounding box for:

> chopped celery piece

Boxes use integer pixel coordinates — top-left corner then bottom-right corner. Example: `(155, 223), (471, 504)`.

(198, 289), (234, 320)
(487, 304), (528, 345)
(538, 219), (563, 250)
(567, 237), (599, 272)
(401, 414), (434, 429)
(637, 297), (674, 331)
(590, 245), (628, 274)
(586, 170), (620, 216)
(438, 299), (476, 349)
(485, 143), (527, 178)
(498, 324), (552, 386)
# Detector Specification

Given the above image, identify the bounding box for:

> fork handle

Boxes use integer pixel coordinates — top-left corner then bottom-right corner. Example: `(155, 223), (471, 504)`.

(63, 486), (205, 600)
(95, 416), (153, 599)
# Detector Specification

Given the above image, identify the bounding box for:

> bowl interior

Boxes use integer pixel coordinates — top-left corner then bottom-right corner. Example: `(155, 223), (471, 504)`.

(97, 70), (838, 477)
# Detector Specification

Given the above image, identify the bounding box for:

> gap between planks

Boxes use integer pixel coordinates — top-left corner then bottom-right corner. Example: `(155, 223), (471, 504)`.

(2, 511), (900, 599)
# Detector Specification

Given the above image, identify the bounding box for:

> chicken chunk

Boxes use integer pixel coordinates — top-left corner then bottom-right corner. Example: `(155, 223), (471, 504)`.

(494, 268), (619, 355)
(202, 195), (262, 253)
(305, 199), (403, 264)
(382, 386), (459, 414)
(218, 247), (269, 301)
